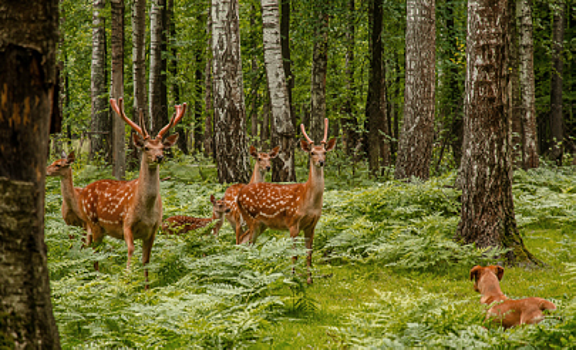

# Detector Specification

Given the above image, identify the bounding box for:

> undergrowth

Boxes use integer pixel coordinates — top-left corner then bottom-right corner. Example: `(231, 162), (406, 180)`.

(44, 156), (576, 348)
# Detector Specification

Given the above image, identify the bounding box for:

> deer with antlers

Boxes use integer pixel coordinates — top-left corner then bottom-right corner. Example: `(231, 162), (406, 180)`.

(78, 98), (186, 289)
(223, 145), (280, 242)
(162, 195), (231, 236)
(46, 151), (85, 233)
(236, 119), (336, 284)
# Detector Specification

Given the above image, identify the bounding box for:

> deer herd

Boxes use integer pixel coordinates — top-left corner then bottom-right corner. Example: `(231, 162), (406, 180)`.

(47, 98), (334, 289)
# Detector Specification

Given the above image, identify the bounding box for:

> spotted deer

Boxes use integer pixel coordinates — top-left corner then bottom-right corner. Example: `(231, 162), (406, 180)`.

(46, 151), (85, 233)
(162, 195), (231, 235)
(79, 97), (186, 289)
(236, 119), (336, 284)
(223, 145), (280, 241)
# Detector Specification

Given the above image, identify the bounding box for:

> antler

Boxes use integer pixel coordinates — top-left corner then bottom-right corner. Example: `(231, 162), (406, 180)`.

(110, 98), (148, 139)
(322, 118), (329, 144)
(300, 124), (314, 144)
(138, 108), (150, 139)
(157, 103), (187, 139)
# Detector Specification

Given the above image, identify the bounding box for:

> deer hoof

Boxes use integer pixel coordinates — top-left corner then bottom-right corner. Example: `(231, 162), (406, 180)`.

(307, 277), (313, 285)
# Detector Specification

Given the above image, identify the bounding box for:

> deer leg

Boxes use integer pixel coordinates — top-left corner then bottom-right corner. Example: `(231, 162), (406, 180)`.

(142, 232), (156, 290)
(123, 225), (135, 270)
(289, 224), (300, 275)
(87, 224), (104, 271)
(304, 222), (318, 284)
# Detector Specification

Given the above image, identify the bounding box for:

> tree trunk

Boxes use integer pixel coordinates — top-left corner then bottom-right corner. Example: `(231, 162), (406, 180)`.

(91, 0), (109, 161)
(549, 0), (565, 164)
(343, 0), (357, 155)
(380, 60), (390, 167)
(150, 0), (168, 136)
(250, 54), (260, 142)
(456, 0), (538, 265)
(194, 51), (204, 153)
(212, 0), (251, 183)
(0, 0), (61, 346)
(310, 7), (329, 143)
(509, 0), (522, 166)
(281, 0), (295, 128)
(366, 0), (384, 174)
(204, 14), (215, 159)
(131, 0), (147, 168)
(395, 0), (436, 180)
(262, 0), (296, 182)
(111, 0), (125, 179)
(517, 0), (539, 169)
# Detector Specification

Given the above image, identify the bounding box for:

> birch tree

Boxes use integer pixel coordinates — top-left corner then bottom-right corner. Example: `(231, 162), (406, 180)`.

(90, 0), (109, 160)
(262, 0), (296, 182)
(132, 0), (147, 167)
(212, 0), (251, 183)
(150, 0), (168, 135)
(395, 0), (436, 180)
(0, 0), (61, 345)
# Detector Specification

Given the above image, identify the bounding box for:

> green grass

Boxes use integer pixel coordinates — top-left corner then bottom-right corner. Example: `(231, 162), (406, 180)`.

(44, 156), (576, 348)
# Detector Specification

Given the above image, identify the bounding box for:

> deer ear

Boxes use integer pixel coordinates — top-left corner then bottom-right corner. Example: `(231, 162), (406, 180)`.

(163, 133), (179, 148)
(325, 138), (337, 152)
(300, 139), (312, 152)
(133, 133), (145, 149)
(66, 151), (76, 164)
(249, 145), (258, 158)
(494, 266), (504, 281)
(210, 194), (215, 204)
(269, 146), (280, 158)
(470, 266), (482, 281)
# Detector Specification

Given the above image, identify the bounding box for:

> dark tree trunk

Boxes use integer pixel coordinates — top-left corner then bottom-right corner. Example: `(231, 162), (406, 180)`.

(91, 0), (110, 161)
(310, 6), (329, 143)
(204, 13), (215, 159)
(343, 0), (358, 155)
(261, 95), (271, 143)
(212, 0), (251, 183)
(380, 60), (390, 167)
(366, 0), (384, 174)
(456, 0), (538, 265)
(395, 0), (436, 180)
(150, 0), (168, 136)
(0, 0), (61, 346)
(194, 52), (204, 153)
(131, 0), (147, 169)
(111, 0), (126, 179)
(549, 0), (565, 164)
(517, 0), (539, 169)
(281, 0), (295, 128)
(509, 0), (522, 166)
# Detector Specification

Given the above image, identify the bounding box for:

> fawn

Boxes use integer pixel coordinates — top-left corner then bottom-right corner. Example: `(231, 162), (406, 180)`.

(46, 151), (86, 232)
(162, 195), (231, 235)
(223, 145), (280, 240)
(78, 98), (186, 289)
(236, 119), (336, 284)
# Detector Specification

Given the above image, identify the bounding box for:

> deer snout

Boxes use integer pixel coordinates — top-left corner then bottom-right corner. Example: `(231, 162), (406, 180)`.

(319, 160), (325, 167)
(155, 155), (164, 162)
(266, 165), (271, 171)
(225, 208), (231, 213)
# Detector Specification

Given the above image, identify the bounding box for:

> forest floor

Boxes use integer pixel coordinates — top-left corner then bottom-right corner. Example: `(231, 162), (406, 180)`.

(44, 154), (575, 349)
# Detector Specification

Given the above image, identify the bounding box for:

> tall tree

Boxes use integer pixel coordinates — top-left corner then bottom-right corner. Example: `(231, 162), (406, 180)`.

(343, 0), (358, 155)
(281, 0), (295, 127)
(366, 0), (385, 174)
(549, 0), (565, 164)
(456, 0), (538, 264)
(509, 0), (522, 165)
(395, 0), (436, 180)
(111, 0), (125, 179)
(212, 0), (251, 183)
(310, 3), (329, 143)
(517, 0), (539, 169)
(262, 0), (296, 182)
(132, 0), (147, 167)
(0, 0), (61, 346)
(205, 13), (215, 159)
(91, 0), (109, 161)
(150, 0), (169, 135)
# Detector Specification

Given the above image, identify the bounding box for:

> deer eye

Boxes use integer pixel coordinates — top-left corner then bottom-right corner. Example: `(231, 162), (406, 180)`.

(311, 152), (316, 156)
(144, 146), (149, 151)
(55, 164), (61, 168)
(258, 158), (261, 161)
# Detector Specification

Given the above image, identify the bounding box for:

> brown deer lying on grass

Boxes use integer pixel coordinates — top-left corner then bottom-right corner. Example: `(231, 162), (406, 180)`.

(223, 145), (280, 241)
(162, 195), (231, 236)
(236, 119), (336, 284)
(79, 98), (186, 289)
(470, 265), (556, 328)
(46, 151), (85, 232)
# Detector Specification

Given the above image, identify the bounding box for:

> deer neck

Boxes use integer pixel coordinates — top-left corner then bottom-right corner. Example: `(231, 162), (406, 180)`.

(249, 162), (265, 184)
(212, 212), (224, 235)
(136, 160), (161, 209)
(60, 169), (79, 212)
(304, 162), (325, 207)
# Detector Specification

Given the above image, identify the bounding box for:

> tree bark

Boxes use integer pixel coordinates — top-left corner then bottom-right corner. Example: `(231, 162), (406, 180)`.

(111, 0), (126, 179)
(281, 0), (295, 128)
(150, 0), (168, 136)
(517, 0), (539, 169)
(131, 0), (147, 168)
(549, 0), (565, 164)
(0, 0), (61, 346)
(262, 0), (296, 182)
(456, 0), (538, 265)
(343, 0), (358, 155)
(509, 0), (522, 166)
(309, 6), (329, 143)
(194, 51), (204, 153)
(212, 0), (251, 183)
(90, 0), (109, 161)
(366, 0), (384, 174)
(395, 0), (436, 180)
(204, 13), (215, 159)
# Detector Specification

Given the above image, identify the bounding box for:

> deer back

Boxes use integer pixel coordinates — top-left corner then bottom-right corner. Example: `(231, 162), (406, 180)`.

(162, 215), (213, 235)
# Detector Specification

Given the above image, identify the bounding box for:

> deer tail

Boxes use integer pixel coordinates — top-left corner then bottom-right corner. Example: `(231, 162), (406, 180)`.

(537, 298), (557, 311)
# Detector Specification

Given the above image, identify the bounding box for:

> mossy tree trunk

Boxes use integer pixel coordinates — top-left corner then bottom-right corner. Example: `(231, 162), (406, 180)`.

(0, 0), (61, 347)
